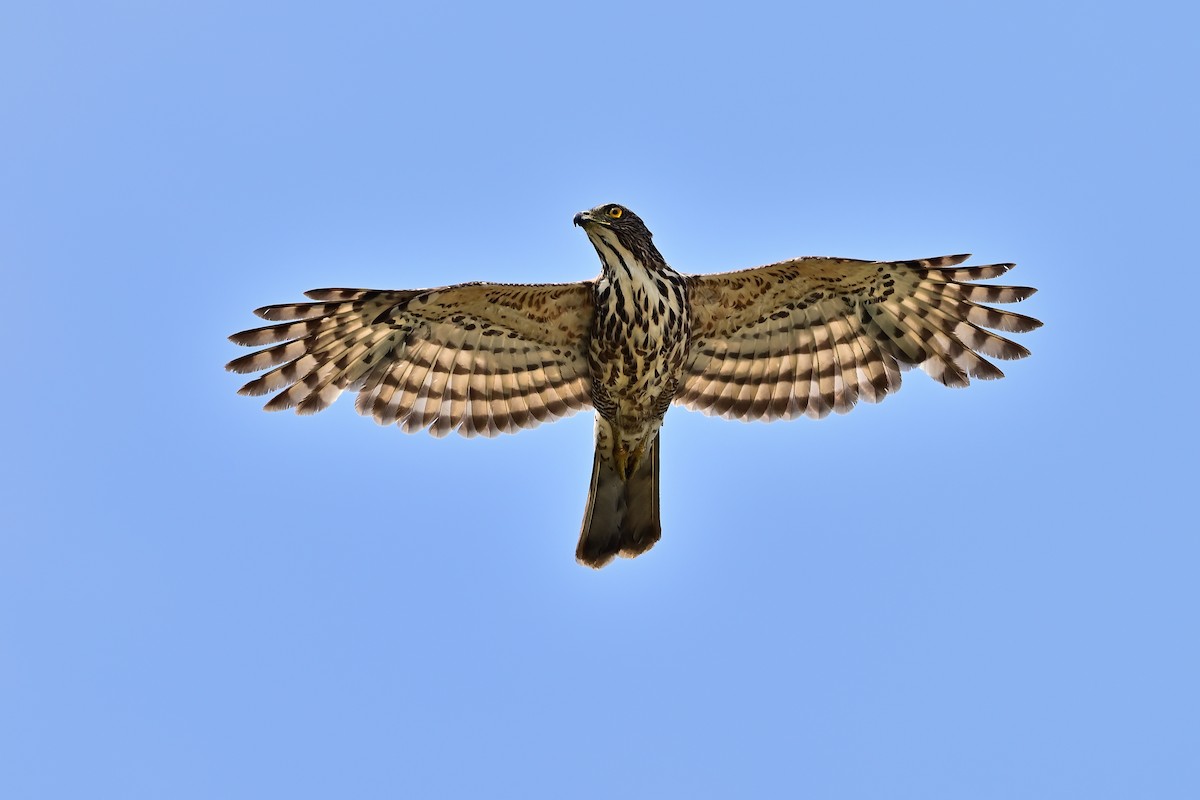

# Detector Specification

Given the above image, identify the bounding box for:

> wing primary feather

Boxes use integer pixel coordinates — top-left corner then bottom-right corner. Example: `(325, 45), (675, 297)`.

(807, 308), (835, 419)
(449, 327), (486, 437)
(746, 317), (782, 420)
(378, 337), (429, 427)
(917, 263), (1013, 283)
(888, 298), (973, 387)
(785, 322), (816, 420)
(402, 340), (451, 433)
(826, 312), (861, 414)
(710, 341), (749, 419)
(731, 333), (769, 420)
(248, 324), (376, 406)
(398, 340), (447, 433)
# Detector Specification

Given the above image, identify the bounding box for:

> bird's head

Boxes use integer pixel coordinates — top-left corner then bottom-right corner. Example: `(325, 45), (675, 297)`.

(573, 203), (651, 236)
(573, 203), (664, 271)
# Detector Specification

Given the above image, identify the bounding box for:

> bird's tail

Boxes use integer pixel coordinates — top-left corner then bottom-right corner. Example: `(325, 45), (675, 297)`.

(576, 435), (661, 568)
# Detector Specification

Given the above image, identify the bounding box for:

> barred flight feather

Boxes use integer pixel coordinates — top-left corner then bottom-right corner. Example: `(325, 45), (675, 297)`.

(227, 282), (595, 437)
(677, 254), (1040, 421)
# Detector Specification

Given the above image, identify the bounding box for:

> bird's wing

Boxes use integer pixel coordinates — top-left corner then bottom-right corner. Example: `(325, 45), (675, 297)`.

(677, 255), (1040, 421)
(227, 281), (594, 437)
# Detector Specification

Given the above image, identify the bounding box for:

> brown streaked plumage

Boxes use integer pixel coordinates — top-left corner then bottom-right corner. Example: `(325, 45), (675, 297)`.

(227, 203), (1041, 567)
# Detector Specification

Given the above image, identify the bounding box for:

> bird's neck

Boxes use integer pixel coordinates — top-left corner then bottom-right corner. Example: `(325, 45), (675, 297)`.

(586, 228), (675, 286)
(587, 227), (690, 355)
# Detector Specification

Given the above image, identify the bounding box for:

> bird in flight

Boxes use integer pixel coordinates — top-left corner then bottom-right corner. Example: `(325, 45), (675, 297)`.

(227, 204), (1040, 568)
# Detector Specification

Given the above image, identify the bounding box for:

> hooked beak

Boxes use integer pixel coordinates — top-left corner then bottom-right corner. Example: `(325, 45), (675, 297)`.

(573, 210), (594, 228)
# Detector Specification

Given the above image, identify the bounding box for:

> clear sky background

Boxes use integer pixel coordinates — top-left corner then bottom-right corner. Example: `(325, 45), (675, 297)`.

(3, 2), (1197, 797)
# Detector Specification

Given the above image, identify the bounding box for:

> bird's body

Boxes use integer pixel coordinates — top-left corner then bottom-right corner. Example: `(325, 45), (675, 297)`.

(227, 204), (1041, 568)
(585, 213), (689, 473)
(576, 206), (692, 563)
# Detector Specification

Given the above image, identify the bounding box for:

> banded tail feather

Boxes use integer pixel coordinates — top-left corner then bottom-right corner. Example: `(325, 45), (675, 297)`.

(576, 434), (661, 569)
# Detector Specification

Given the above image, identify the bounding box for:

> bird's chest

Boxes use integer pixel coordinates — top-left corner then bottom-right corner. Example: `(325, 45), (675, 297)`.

(588, 269), (691, 418)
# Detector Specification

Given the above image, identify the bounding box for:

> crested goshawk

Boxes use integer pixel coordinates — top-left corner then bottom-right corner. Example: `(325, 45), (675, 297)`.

(227, 204), (1040, 567)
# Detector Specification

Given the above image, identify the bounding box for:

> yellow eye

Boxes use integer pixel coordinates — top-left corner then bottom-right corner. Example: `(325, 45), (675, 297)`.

(606, 206), (623, 219)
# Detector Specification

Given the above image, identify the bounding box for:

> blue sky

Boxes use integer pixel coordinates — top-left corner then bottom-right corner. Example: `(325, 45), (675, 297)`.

(3, 1), (1197, 797)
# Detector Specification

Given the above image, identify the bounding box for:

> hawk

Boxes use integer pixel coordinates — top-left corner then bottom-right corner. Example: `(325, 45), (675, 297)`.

(227, 204), (1040, 568)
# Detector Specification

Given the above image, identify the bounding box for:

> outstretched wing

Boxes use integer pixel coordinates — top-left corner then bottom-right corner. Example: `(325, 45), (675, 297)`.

(227, 281), (595, 437)
(677, 255), (1040, 421)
